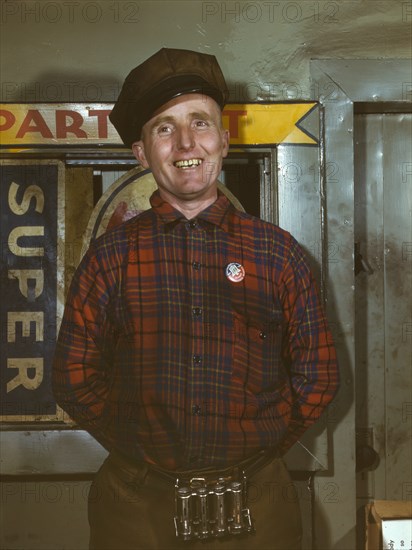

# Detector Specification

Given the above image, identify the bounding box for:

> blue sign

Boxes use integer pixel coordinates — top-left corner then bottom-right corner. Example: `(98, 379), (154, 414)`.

(0, 162), (61, 420)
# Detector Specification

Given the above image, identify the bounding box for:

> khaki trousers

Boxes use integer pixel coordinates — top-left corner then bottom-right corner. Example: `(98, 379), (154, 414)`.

(88, 452), (302, 550)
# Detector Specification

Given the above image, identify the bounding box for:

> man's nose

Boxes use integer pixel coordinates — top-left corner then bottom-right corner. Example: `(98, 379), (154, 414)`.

(176, 126), (195, 150)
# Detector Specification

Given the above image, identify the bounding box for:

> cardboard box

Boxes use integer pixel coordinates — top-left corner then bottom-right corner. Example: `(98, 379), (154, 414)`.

(366, 500), (412, 550)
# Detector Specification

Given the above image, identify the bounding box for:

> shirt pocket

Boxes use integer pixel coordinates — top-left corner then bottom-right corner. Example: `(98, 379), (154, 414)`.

(232, 309), (284, 393)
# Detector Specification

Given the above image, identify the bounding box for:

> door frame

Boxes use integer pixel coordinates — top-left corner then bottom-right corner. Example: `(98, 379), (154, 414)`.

(309, 59), (411, 549)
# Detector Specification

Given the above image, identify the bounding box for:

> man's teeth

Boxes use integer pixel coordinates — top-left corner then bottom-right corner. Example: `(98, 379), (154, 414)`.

(174, 159), (203, 168)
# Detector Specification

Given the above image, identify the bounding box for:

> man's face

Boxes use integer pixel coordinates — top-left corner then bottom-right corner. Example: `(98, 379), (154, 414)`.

(132, 94), (229, 209)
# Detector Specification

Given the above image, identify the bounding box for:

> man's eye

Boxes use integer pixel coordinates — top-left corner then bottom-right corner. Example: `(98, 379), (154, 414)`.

(195, 120), (208, 128)
(158, 125), (172, 134)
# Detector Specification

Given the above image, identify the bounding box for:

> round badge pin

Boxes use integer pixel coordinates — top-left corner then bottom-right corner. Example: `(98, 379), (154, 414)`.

(225, 262), (245, 283)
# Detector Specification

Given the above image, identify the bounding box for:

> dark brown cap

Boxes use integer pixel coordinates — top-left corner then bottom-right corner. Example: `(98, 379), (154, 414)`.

(109, 48), (229, 148)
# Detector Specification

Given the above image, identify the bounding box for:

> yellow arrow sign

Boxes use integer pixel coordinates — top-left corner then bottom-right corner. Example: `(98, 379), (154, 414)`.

(222, 103), (318, 146)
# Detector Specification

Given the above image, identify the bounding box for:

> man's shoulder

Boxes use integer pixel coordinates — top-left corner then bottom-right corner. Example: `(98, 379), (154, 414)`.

(87, 209), (155, 257)
(231, 207), (294, 246)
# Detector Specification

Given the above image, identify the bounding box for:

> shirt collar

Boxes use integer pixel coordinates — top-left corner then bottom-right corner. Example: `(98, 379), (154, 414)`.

(150, 189), (233, 232)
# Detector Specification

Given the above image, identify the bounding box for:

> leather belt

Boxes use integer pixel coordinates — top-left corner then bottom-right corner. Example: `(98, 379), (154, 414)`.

(109, 448), (278, 485)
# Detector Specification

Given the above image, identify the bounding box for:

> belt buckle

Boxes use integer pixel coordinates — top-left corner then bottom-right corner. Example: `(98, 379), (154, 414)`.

(173, 472), (254, 541)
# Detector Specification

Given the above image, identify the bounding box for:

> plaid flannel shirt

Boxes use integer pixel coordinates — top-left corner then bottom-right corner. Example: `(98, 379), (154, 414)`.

(53, 190), (339, 469)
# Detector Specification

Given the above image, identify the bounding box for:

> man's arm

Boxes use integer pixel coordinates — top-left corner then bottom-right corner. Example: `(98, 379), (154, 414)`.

(277, 237), (339, 453)
(52, 244), (117, 450)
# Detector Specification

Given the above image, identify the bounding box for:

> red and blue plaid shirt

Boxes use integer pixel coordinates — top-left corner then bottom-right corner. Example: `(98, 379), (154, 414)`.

(53, 190), (339, 470)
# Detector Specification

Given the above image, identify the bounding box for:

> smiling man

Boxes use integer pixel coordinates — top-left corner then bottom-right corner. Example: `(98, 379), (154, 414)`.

(132, 93), (229, 218)
(53, 48), (339, 550)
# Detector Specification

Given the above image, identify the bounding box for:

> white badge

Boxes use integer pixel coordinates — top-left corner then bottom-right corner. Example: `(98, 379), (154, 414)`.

(225, 262), (245, 283)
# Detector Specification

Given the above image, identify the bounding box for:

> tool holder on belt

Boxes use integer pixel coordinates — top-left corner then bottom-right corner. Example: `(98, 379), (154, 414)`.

(174, 472), (254, 541)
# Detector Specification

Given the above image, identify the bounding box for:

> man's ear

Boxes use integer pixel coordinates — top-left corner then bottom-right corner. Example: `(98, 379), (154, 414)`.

(132, 141), (149, 168)
(222, 129), (230, 158)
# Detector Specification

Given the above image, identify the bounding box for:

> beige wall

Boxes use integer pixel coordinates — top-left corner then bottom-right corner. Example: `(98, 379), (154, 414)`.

(1, 0), (410, 104)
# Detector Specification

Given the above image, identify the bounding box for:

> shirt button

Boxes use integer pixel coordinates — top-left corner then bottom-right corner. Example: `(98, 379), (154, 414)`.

(192, 307), (202, 317)
(192, 261), (201, 270)
(192, 405), (201, 415)
(193, 355), (202, 365)
(188, 220), (197, 229)
(259, 331), (267, 340)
